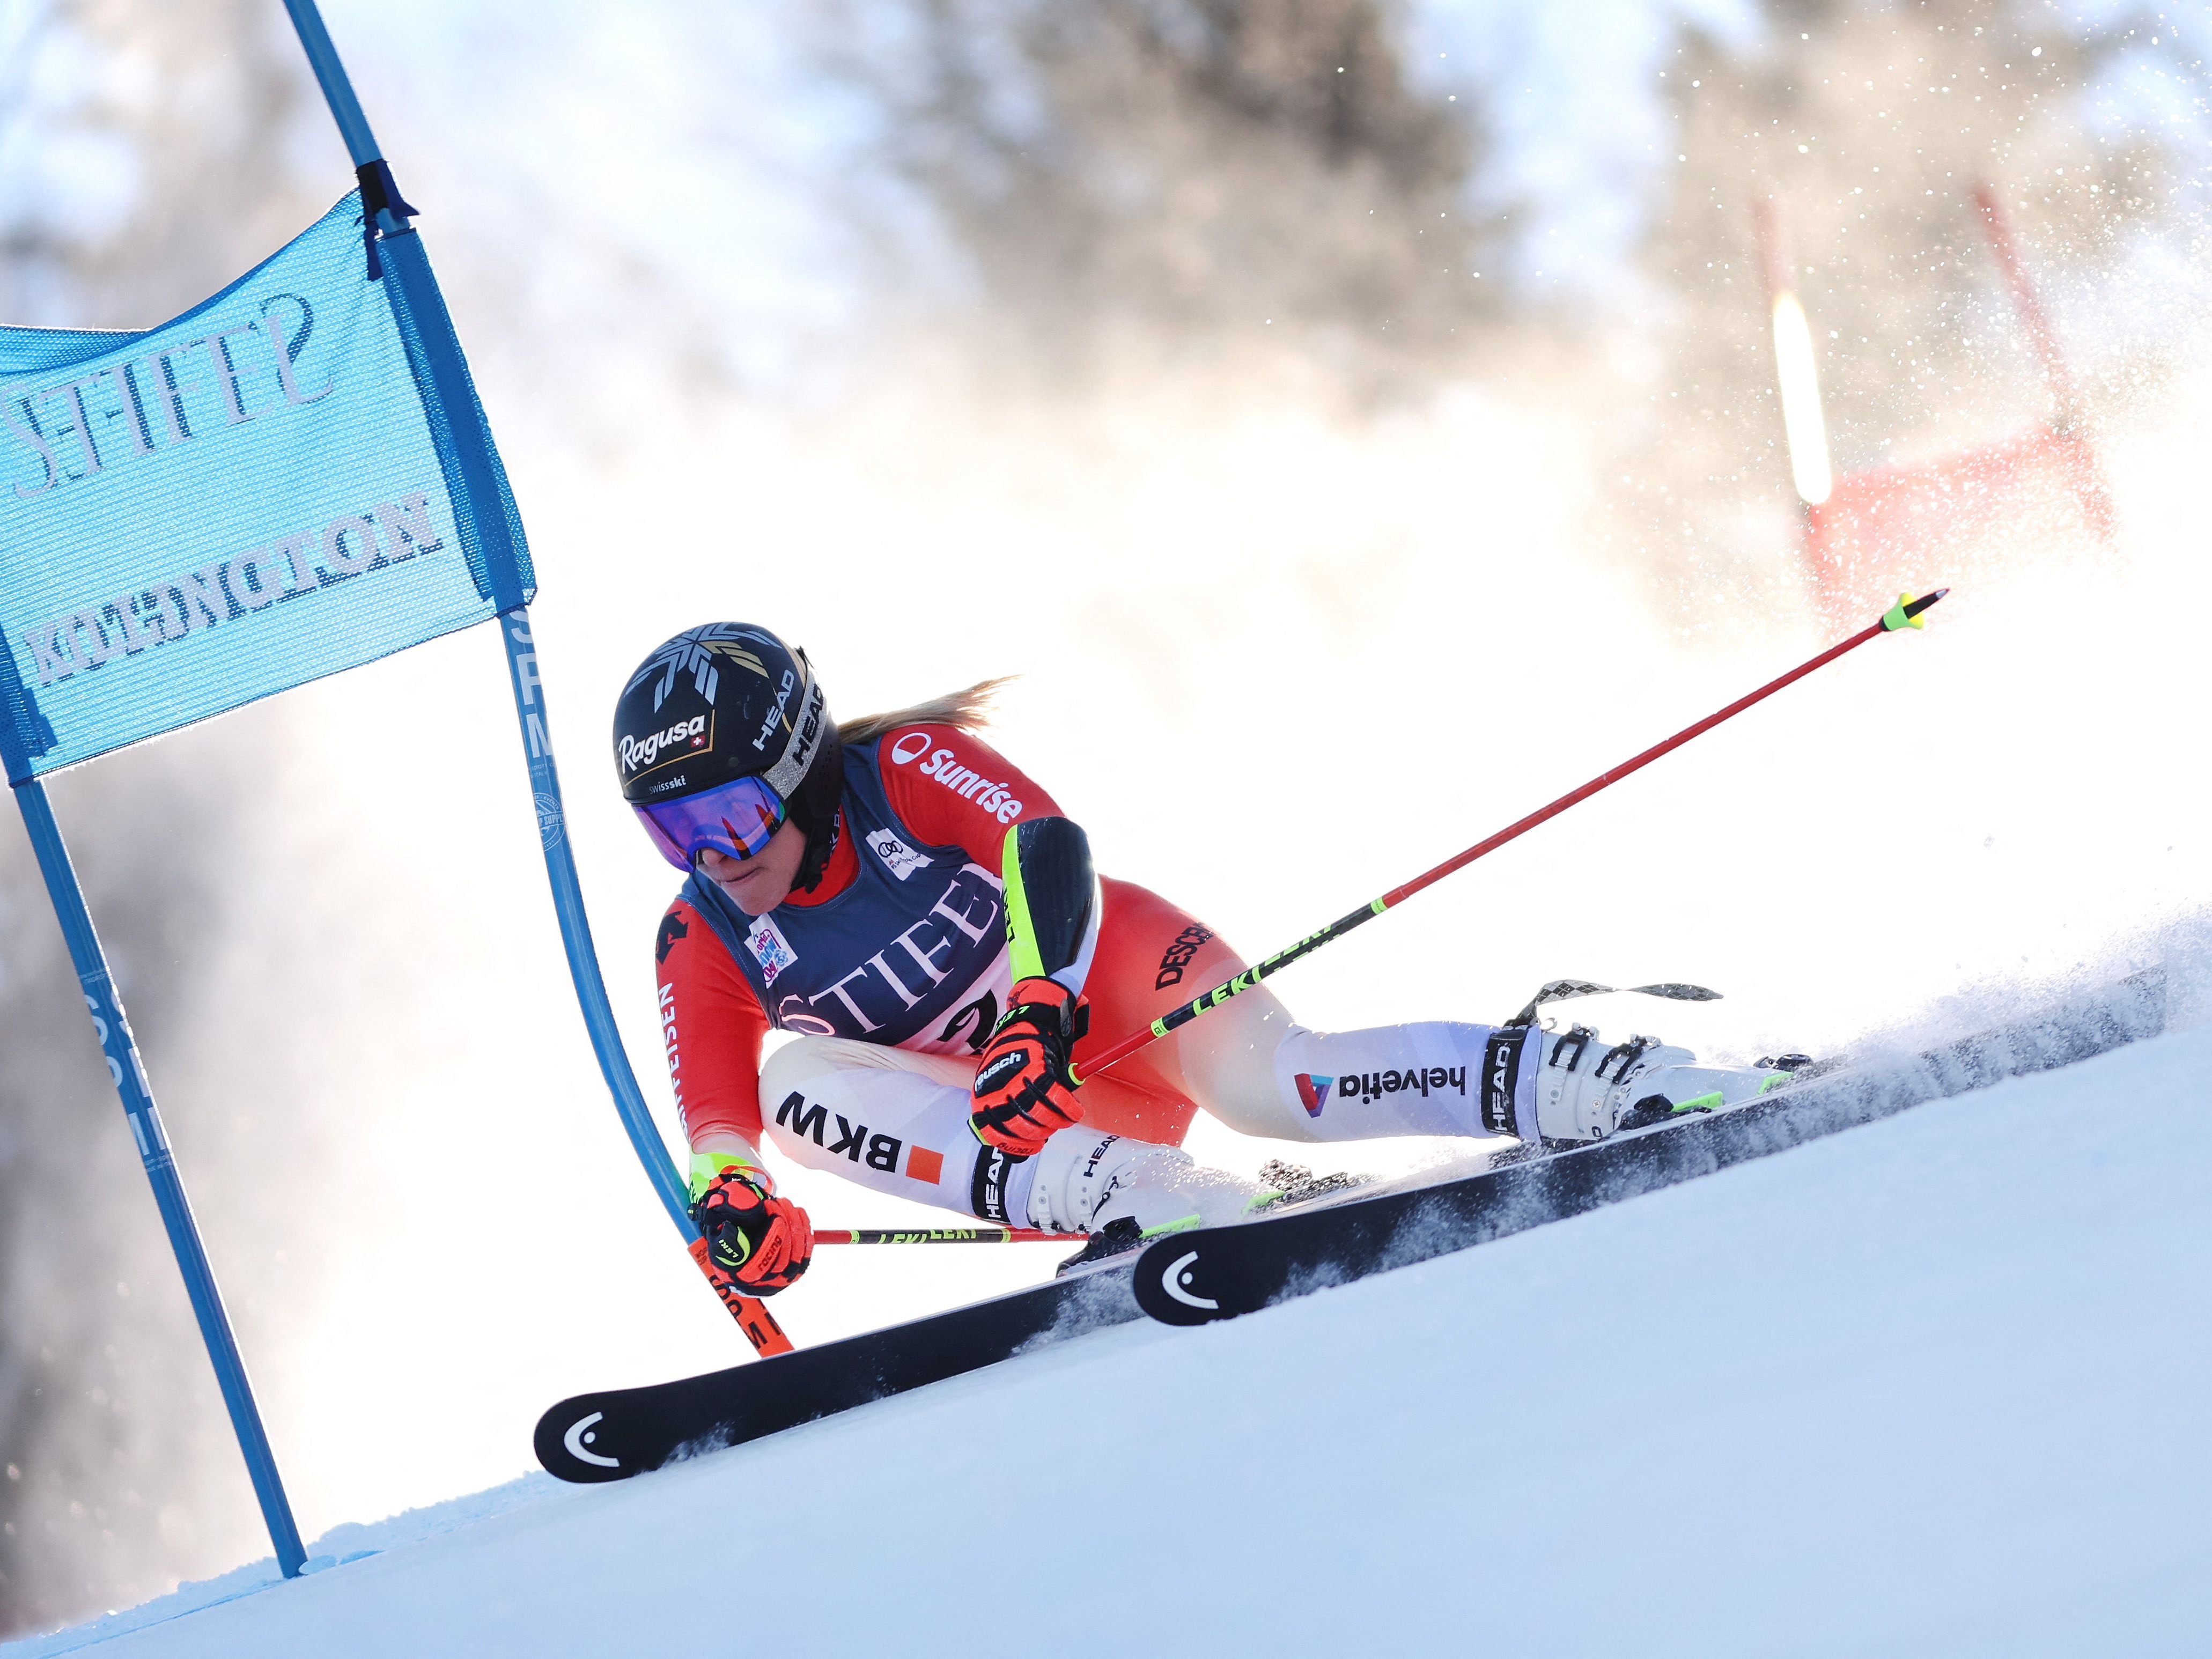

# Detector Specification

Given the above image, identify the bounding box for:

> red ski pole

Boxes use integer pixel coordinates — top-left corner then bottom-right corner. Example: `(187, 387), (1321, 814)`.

(1074, 588), (1947, 1083)
(814, 1227), (1077, 1244)
(686, 1238), (796, 1356)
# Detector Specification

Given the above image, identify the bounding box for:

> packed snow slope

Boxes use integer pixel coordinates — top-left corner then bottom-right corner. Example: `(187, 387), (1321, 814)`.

(12, 1024), (2211, 1658)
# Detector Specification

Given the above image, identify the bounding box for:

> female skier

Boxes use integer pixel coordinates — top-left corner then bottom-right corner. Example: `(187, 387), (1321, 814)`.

(616, 622), (1787, 1303)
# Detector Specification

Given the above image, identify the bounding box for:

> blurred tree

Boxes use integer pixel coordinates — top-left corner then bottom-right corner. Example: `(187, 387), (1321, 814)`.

(813, 0), (1505, 397)
(1609, 0), (2167, 618)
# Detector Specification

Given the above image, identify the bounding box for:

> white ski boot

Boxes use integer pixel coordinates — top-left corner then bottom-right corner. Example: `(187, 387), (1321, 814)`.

(1029, 1127), (1277, 1272)
(1525, 1025), (1795, 1145)
(1029, 1128), (1266, 1236)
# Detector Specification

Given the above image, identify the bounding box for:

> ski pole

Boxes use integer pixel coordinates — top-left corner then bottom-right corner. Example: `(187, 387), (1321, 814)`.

(1075, 588), (1948, 1082)
(814, 1227), (1080, 1244)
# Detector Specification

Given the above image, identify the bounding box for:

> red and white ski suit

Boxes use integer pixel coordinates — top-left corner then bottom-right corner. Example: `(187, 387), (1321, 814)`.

(656, 724), (1251, 1153)
(656, 724), (1522, 1228)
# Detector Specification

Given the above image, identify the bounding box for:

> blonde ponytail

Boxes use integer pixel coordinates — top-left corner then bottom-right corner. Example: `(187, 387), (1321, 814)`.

(837, 676), (1013, 747)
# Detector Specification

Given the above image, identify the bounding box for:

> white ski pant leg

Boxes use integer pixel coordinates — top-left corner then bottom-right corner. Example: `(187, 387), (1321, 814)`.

(757, 1038), (1259, 1233)
(1169, 991), (1501, 1143)
(756, 1037), (1043, 1222)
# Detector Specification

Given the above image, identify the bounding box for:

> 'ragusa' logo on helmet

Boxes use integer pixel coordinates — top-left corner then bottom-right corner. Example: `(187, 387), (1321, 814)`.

(889, 731), (932, 765)
(619, 714), (707, 774)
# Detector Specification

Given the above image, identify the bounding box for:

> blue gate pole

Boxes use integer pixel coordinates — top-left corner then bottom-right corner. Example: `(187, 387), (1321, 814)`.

(281, 0), (382, 169)
(493, 611), (792, 1356)
(280, 0), (690, 1233)
(12, 780), (307, 1579)
(495, 609), (794, 1355)
(495, 609), (693, 1237)
(278, 0), (786, 1352)
(275, 0), (692, 1227)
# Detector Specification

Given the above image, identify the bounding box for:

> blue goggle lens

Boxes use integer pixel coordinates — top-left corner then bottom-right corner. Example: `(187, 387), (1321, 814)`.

(633, 776), (787, 872)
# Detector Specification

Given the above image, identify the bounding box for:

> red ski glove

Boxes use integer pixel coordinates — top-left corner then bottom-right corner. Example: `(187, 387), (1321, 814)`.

(970, 976), (1090, 1156)
(689, 1156), (813, 1296)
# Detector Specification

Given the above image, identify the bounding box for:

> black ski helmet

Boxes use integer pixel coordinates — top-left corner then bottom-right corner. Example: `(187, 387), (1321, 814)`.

(611, 623), (844, 888)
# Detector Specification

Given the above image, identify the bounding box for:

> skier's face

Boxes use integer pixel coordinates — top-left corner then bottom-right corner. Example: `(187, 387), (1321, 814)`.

(697, 815), (807, 916)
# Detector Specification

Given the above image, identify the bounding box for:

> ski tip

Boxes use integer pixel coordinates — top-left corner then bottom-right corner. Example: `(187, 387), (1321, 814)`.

(1133, 1234), (1238, 1327)
(535, 1397), (643, 1484)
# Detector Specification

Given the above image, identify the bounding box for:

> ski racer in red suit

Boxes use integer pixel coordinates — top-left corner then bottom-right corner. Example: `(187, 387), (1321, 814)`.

(614, 624), (1789, 1301)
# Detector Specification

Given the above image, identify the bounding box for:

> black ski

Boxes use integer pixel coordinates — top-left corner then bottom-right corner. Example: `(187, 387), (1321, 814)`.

(1133, 968), (2167, 1328)
(535, 1255), (1140, 1482)
(536, 968), (2163, 1482)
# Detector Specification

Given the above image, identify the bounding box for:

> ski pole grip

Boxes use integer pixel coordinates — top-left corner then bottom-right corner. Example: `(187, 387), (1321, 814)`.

(1883, 587), (1949, 631)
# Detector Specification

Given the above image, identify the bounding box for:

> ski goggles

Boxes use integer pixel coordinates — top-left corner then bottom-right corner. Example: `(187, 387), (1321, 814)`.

(633, 775), (787, 871)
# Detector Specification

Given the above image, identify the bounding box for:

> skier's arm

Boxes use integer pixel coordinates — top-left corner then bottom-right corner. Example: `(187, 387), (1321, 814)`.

(877, 727), (1063, 858)
(972, 816), (1099, 1153)
(877, 722), (1098, 989)
(655, 898), (771, 1158)
(655, 899), (813, 1293)
(880, 725), (1102, 1151)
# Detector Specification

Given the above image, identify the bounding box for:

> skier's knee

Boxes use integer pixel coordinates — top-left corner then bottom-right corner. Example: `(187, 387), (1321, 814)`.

(757, 1035), (891, 1100)
(755, 1037), (904, 1166)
